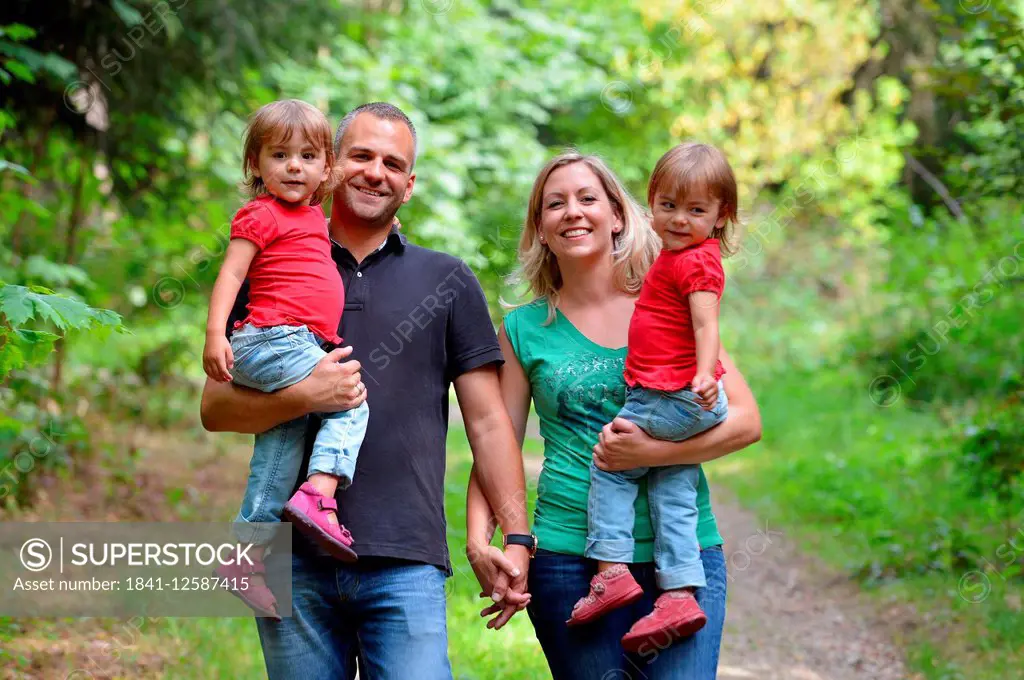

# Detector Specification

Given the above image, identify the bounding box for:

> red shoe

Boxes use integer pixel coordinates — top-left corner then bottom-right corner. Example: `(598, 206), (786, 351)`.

(566, 564), (644, 626)
(215, 558), (281, 621)
(282, 482), (358, 562)
(620, 590), (706, 653)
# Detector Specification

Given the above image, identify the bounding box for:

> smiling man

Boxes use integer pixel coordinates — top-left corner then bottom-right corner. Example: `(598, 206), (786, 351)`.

(200, 102), (530, 679)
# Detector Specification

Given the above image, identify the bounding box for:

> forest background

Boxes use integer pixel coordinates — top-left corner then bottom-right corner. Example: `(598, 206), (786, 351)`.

(0, 0), (1021, 678)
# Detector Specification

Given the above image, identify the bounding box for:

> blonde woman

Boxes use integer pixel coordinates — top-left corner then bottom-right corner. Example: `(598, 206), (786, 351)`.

(466, 151), (761, 679)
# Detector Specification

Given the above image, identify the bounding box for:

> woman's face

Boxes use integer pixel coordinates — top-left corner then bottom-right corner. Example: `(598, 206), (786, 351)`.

(537, 162), (622, 263)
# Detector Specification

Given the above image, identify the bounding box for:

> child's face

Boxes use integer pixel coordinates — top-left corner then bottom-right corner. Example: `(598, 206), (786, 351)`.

(252, 135), (329, 206)
(651, 186), (726, 251)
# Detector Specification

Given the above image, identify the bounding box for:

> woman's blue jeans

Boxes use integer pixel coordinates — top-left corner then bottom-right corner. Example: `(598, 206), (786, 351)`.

(230, 323), (369, 545)
(527, 546), (727, 680)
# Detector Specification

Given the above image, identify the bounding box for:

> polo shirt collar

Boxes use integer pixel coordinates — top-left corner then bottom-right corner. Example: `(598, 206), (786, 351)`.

(330, 219), (406, 256)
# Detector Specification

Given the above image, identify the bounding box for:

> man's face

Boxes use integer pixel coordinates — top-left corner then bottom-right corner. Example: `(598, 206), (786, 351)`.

(334, 113), (416, 227)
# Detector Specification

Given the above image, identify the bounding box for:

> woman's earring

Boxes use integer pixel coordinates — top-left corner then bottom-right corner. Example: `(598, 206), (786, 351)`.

(539, 235), (546, 244)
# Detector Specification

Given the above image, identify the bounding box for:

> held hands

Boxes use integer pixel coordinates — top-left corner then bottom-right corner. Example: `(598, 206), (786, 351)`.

(203, 335), (235, 382)
(690, 372), (719, 410)
(467, 540), (531, 630)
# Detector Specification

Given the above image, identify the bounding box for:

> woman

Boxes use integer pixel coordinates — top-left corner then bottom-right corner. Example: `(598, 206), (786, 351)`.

(466, 152), (761, 679)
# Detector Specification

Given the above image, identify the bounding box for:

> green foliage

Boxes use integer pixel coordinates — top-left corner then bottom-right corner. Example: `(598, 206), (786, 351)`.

(0, 283), (123, 379)
(930, 0), (1024, 201)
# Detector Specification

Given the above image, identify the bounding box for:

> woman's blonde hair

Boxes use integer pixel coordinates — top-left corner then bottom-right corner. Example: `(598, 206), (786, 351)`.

(648, 142), (740, 256)
(507, 151), (661, 323)
(241, 99), (336, 206)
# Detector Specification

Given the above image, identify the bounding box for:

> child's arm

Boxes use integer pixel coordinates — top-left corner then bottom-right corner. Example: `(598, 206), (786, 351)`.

(203, 239), (259, 382)
(688, 290), (720, 409)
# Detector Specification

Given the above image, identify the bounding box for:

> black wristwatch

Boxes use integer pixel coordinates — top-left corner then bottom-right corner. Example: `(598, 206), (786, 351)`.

(503, 533), (538, 558)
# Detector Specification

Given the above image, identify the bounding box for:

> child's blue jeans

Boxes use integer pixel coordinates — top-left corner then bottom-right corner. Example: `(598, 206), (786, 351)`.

(586, 381), (727, 590)
(229, 323), (369, 545)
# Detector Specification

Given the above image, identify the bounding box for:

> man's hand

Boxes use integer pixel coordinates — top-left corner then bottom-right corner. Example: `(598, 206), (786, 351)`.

(690, 372), (718, 410)
(593, 417), (656, 472)
(298, 346), (366, 412)
(203, 335), (234, 383)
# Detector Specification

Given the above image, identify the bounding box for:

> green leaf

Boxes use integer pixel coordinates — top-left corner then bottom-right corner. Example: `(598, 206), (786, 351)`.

(0, 286), (33, 327)
(111, 0), (145, 27)
(0, 160), (30, 177)
(11, 328), (59, 365)
(3, 59), (34, 83)
(0, 285), (123, 332)
(0, 24), (36, 41)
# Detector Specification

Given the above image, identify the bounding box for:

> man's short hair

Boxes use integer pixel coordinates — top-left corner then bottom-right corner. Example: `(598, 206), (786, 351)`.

(334, 102), (418, 167)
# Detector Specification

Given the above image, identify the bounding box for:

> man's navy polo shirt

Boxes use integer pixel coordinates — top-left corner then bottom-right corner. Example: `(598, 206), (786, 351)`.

(226, 224), (503, 573)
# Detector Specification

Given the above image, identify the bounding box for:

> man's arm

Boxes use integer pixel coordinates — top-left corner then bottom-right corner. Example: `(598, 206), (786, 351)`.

(455, 364), (530, 537)
(200, 346), (366, 434)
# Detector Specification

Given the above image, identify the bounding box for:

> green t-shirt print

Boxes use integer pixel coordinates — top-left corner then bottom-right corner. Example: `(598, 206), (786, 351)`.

(504, 299), (723, 561)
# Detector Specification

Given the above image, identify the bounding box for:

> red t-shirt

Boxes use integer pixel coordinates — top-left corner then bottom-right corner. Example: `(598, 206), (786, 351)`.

(624, 238), (726, 391)
(230, 195), (343, 344)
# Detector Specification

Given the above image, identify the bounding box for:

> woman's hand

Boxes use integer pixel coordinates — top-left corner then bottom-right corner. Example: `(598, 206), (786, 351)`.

(592, 417), (656, 472)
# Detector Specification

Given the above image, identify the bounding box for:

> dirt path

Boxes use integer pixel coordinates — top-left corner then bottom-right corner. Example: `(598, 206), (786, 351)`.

(506, 407), (912, 680)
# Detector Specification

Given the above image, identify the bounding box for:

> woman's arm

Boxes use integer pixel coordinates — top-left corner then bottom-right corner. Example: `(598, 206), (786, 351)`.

(466, 324), (532, 547)
(593, 347), (761, 471)
(200, 346), (366, 434)
(466, 323), (534, 628)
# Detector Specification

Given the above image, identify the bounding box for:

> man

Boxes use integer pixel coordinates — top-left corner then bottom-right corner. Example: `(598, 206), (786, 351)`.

(200, 102), (531, 678)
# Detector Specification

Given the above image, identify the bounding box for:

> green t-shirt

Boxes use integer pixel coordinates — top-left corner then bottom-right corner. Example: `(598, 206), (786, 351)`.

(504, 298), (724, 561)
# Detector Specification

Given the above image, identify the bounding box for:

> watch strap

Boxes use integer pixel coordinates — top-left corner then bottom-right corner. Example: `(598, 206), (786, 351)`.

(504, 533), (538, 557)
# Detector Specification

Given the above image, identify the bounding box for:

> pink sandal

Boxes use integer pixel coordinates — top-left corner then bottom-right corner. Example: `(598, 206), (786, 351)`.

(282, 482), (358, 562)
(567, 564), (644, 626)
(215, 558), (281, 621)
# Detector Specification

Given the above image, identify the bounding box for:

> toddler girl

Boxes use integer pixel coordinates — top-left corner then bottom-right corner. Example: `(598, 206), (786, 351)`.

(569, 142), (738, 653)
(203, 99), (369, 618)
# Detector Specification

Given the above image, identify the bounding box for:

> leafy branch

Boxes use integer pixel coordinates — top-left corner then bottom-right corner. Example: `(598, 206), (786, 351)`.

(0, 283), (125, 379)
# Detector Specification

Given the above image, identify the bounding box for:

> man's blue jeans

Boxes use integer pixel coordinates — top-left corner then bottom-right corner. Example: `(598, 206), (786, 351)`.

(256, 548), (453, 679)
(528, 546), (727, 679)
(230, 323), (369, 545)
(587, 382), (727, 590)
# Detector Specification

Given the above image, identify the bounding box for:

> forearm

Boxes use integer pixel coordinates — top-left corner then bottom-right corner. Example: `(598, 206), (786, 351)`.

(689, 292), (720, 377)
(466, 465), (498, 549)
(693, 323), (719, 376)
(206, 241), (255, 336)
(640, 347), (759, 465)
(467, 420), (529, 536)
(206, 273), (243, 337)
(643, 400), (760, 465)
(200, 378), (310, 434)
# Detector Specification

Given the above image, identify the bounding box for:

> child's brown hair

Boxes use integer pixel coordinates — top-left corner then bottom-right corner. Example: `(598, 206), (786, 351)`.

(648, 142), (740, 256)
(241, 99), (336, 205)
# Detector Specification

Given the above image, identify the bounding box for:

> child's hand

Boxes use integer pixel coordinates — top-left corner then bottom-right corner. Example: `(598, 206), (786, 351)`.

(203, 335), (235, 383)
(690, 372), (718, 410)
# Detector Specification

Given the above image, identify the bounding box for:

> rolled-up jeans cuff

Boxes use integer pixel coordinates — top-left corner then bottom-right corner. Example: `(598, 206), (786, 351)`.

(656, 560), (706, 590)
(585, 537), (635, 563)
(233, 516), (278, 546)
(306, 454), (356, 489)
